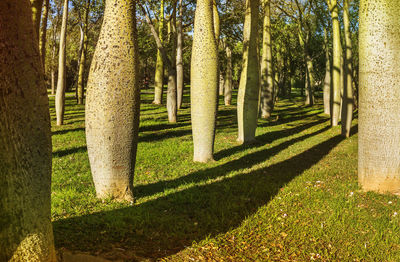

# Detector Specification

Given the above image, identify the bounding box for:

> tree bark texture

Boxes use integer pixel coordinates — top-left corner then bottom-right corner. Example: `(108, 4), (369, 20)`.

(86, 0), (140, 201)
(167, 2), (178, 123)
(191, 0), (218, 162)
(358, 0), (400, 194)
(30, 0), (44, 40)
(176, 0), (184, 109)
(153, 0), (165, 105)
(55, 0), (68, 126)
(0, 1), (55, 260)
(237, 0), (260, 143)
(77, 0), (91, 105)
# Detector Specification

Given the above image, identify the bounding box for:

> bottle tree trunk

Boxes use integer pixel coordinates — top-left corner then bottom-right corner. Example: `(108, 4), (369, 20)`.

(86, 0), (140, 201)
(213, 0), (221, 98)
(167, 2), (178, 123)
(259, 0), (274, 119)
(55, 0), (68, 126)
(50, 5), (61, 96)
(327, 0), (341, 126)
(237, 0), (260, 143)
(77, 0), (91, 105)
(323, 27), (332, 115)
(153, 0), (165, 105)
(0, 1), (55, 260)
(30, 0), (44, 39)
(191, 0), (218, 162)
(359, 0), (400, 194)
(305, 55), (315, 106)
(341, 0), (354, 137)
(39, 0), (50, 71)
(176, 0), (184, 109)
(224, 44), (233, 106)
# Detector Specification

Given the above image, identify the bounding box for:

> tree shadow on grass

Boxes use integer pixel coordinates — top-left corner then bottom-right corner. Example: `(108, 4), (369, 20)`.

(52, 127), (85, 136)
(53, 126), (356, 260)
(53, 146), (87, 158)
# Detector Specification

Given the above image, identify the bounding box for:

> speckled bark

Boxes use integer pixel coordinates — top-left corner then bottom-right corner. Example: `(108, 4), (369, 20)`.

(77, 0), (90, 105)
(359, 0), (400, 194)
(237, 0), (260, 143)
(86, 0), (139, 201)
(153, 0), (165, 105)
(191, 0), (218, 162)
(327, 0), (341, 126)
(176, 0), (184, 109)
(323, 27), (331, 115)
(224, 44), (233, 106)
(259, 0), (274, 119)
(0, 1), (55, 260)
(341, 0), (354, 138)
(55, 0), (68, 126)
(39, 0), (49, 70)
(30, 0), (44, 39)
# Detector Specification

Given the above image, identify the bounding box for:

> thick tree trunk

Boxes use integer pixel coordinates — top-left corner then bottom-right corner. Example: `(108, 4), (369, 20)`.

(328, 0), (341, 126)
(191, 0), (218, 162)
(77, 0), (91, 105)
(224, 44), (233, 106)
(237, 0), (260, 143)
(153, 0), (165, 105)
(0, 1), (55, 260)
(30, 0), (44, 39)
(86, 0), (140, 201)
(358, 0), (400, 194)
(39, 0), (50, 71)
(341, 0), (354, 137)
(259, 0), (274, 118)
(55, 0), (68, 126)
(323, 27), (331, 115)
(176, 0), (184, 109)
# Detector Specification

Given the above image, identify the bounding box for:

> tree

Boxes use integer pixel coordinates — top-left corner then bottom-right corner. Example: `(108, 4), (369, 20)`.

(259, 0), (274, 119)
(77, 0), (91, 105)
(86, 0), (140, 201)
(0, 0), (55, 260)
(341, 0), (354, 137)
(323, 26), (331, 115)
(153, 0), (165, 105)
(224, 42), (233, 106)
(191, 0), (219, 162)
(327, 0), (341, 126)
(176, 0), (184, 109)
(237, 0), (260, 143)
(39, 0), (50, 70)
(358, 0), (400, 194)
(55, 0), (69, 126)
(30, 0), (44, 39)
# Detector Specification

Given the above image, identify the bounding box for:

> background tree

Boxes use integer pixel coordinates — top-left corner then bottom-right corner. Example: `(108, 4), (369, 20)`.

(153, 0), (165, 105)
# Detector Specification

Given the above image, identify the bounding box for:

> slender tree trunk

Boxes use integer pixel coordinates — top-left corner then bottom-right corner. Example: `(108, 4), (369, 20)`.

(77, 0), (91, 105)
(30, 0), (44, 39)
(213, 0), (221, 99)
(341, 0), (354, 137)
(39, 0), (50, 71)
(55, 0), (68, 126)
(305, 55), (315, 106)
(176, 0), (184, 109)
(259, 0), (274, 118)
(323, 27), (332, 115)
(86, 0), (139, 201)
(0, 1), (55, 260)
(224, 44), (233, 105)
(191, 0), (218, 162)
(359, 0), (400, 194)
(327, 0), (341, 126)
(50, 6), (60, 96)
(167, 2), (178, 123)
(237, 0), (260, 143)
(153, 0), (165, 105)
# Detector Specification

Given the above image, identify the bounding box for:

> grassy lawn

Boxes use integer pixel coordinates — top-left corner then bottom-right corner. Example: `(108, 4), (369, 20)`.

(50, 91), (400, 261)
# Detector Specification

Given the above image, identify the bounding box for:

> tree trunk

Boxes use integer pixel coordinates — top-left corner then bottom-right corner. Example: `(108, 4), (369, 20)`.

(213, 0), (221, 98)
(323, 27), (331, 115)
(237, 0), (260, 143)
(50, 4), (61, 96)
(305, 55), (315, 106)
(224, 44), (233, 105)
(176, 0), (184, 109)
(328, 0), (341, 126)
(358, 0), (400, 194)
(153, 0), (165, 105)
(30, 0), (44, 39)
(55, 0), (68, 126)
(167, 2), (178, 123)
(341, 0), (354, 137)
(0, 1), (55, 260)
(86, 0), (139, 201)
(191, 0), (218, 162)
(77, 0), (91, 105)
(259, 0), (274, 119)
(39, 0), (50, 71)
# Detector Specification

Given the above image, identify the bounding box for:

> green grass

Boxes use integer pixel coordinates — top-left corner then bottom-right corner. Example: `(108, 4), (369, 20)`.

(49, 91), (400, 261)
